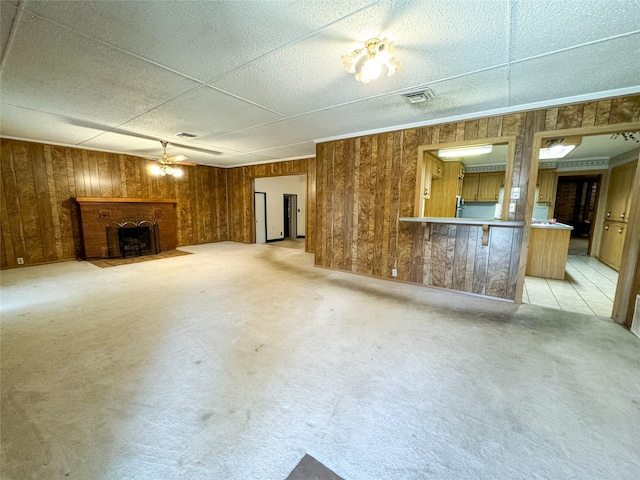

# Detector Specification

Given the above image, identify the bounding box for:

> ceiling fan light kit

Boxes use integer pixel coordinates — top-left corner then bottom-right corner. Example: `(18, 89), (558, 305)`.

(151, 141), (188, 177)
(341, 37), (402, 83)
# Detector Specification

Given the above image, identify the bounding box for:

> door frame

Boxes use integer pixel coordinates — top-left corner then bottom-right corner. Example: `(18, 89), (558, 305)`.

(519, 120), (640, 326)
(254, 191), (267, 244)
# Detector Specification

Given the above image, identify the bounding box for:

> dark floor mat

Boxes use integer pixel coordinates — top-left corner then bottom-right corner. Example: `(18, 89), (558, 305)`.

(286, 454), (344, 480)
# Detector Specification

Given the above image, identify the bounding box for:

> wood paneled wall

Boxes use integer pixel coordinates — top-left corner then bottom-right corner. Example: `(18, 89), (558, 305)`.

(0, 139), (228, 268)
(316, 95), (640, 300)
(226, 158), (316, 252)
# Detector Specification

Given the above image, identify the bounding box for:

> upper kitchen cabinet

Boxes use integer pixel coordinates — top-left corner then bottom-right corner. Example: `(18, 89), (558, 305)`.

(464, 171), (503, 202)
(605, 161), (637, 223)
(537, 169), (556, 204)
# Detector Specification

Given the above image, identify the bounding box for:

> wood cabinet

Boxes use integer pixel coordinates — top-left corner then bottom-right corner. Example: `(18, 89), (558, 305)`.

(605, 162), (636, 223)
(527, 226), (572, 279)
(537, 168), (556, 203)
(598, 221), (627, 270)
(431, 157), (443, 179)
(462, 172), (501, 202)
(424, 161), (464, 217)
(418, 154), (446, 215)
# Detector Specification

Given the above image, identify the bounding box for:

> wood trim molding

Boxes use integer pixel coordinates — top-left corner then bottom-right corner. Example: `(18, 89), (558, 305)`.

(414, 136), (517, 220)
(518, 121), (640, 314)
(613, 150), (640, 326)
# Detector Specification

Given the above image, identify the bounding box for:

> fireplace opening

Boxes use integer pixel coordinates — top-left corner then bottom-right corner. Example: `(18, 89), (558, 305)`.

(106, 221), (160, 258)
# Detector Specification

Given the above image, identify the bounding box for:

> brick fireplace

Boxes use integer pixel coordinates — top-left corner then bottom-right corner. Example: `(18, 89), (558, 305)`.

(74, 197), (177, 259)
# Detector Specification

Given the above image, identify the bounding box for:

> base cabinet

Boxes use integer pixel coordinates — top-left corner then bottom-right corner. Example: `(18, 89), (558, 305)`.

(598, 221), (626, 271)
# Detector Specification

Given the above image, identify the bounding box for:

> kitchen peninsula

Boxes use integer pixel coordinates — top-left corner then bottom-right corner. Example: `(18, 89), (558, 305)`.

(526, 222), (574, 280)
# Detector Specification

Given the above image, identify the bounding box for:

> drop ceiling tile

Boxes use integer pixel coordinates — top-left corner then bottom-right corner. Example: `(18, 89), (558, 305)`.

(0, 104), (105, 145)
(298, 67), (509, 139)
(121, 86), (285, 141)
(510, 0), (640, 60)
(211, 0), (510, 116)
(22, 0), (375, 81)
(509, 34), (640, 107)
(0, 13), (200, 126)
(0, 2), (18, 58)
(217, 153), (277, 168)
(210, 119), (331, 152)
(251, 142), (317, 161)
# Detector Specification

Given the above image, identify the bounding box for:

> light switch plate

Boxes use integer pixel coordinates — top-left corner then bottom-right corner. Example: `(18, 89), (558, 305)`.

(509, 202), (516, 213)
(511, 187), (521, 200)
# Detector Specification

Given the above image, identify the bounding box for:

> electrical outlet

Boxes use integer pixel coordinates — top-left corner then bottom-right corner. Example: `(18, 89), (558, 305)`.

(509, 202), (516, 213)
(17, 257), (24, 265)
(391, 268), (398, 277)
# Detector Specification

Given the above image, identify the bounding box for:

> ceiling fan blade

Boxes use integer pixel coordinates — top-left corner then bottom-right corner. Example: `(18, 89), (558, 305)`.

(167, 154), (189, 162)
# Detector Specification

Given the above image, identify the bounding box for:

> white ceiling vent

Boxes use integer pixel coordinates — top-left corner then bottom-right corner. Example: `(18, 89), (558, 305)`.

(402, 88), (435, 104)
(176, 132), (198, 139)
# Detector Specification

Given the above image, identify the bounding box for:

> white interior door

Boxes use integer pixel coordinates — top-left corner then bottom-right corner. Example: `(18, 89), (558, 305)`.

(255, 192), (267, 244)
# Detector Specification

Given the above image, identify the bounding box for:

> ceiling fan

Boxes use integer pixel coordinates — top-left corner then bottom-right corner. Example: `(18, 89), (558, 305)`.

(151, 141), (197, 177)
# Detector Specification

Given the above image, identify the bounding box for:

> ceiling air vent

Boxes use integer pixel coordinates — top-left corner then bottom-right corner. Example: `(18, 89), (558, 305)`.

(402, 88), (435, 104)
(176, 132), (197, 140)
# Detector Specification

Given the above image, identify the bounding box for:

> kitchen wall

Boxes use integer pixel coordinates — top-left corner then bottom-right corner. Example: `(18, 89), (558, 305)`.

(315, 95), (640, 300)
(0, 139), (228, 269)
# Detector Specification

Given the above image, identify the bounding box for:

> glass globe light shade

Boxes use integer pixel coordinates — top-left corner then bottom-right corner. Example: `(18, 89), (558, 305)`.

(361, 56), (382, 81)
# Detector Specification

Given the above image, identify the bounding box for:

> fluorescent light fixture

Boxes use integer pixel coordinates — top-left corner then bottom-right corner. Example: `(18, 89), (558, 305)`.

(539, 144), (576, 159)
(438, 144), (493, 158)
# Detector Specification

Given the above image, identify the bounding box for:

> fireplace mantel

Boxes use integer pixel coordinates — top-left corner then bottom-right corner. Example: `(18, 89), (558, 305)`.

(73, 197), (178, 259)
(74, 197), (177, 204)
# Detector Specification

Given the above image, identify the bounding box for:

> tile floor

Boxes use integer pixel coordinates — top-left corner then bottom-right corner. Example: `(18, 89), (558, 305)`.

(524, 240), (618, 317)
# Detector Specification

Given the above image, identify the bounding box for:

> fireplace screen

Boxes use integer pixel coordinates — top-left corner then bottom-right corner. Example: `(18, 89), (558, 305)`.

(106, 221), (160, 258)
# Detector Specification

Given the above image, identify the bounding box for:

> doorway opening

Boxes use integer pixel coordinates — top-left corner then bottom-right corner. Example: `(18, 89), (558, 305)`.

(555, 174), (601, 256)
(283, 194), (298, 239)
(253, 174), (307, 249)
(523, 129), (639, 320)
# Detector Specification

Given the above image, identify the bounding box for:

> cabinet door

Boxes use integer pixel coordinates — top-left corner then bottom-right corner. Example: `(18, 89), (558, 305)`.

(461, 173), (479, 201)
(606, 163), (635, 222)
(537, 169), (556, 203)
(599, 221), (626, 271)
(477, 172), (501, 202)
(432, 158), (444, 179)
(421, 156), (433, 200)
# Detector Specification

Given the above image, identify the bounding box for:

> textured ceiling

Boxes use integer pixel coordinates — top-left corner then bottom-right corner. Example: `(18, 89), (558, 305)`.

(1, 0), (639, 167)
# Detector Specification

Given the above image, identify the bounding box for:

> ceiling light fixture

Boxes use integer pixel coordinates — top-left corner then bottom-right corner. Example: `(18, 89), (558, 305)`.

(150, 141), (185, 178)
(341, 37), (402, 83)
(438, 145), (493, 158)
(150, 163), (184, 178)
(539, 144), (576, 159)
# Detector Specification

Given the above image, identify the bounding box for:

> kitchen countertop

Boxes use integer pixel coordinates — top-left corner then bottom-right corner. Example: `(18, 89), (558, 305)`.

(399, 217), (524, 227)
(531, 222), (574, 230)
